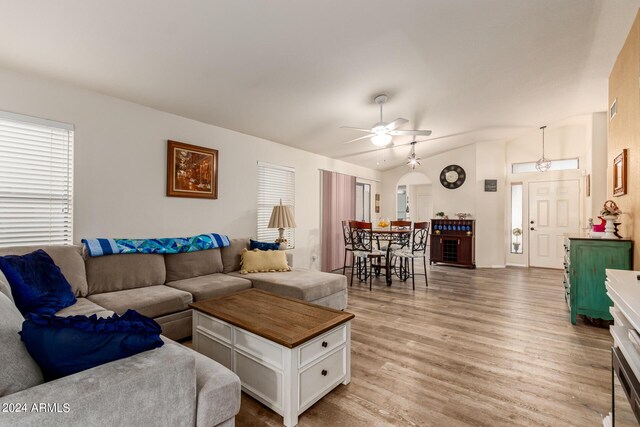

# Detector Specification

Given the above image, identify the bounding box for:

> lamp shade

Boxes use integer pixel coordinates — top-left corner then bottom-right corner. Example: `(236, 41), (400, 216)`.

(268, 203), (296, 229)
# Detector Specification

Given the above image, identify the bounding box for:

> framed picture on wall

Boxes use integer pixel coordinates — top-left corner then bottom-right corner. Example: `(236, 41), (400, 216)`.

(613, 149), (627, 197)
(585, 174), (590, 197)
(167, 140), (218, 199)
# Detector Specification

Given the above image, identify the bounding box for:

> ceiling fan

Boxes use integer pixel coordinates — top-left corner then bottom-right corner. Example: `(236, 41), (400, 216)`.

(341, 94), (432, 146)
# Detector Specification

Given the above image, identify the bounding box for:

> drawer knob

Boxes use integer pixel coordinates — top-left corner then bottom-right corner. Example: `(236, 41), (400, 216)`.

(321, 369), (328, 376)
(322, 341), (328, 348)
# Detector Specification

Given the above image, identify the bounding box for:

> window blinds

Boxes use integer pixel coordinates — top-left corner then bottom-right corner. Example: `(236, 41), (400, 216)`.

(257, 162), (295, 248)
(0, 111), (74, 248)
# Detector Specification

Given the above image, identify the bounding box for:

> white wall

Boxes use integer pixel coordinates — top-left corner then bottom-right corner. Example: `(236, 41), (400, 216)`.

(0, 68), (381, 269)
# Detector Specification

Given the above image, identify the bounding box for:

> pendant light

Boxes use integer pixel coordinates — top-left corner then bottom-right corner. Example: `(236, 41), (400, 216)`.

(535, 125), (551, 172)
(407, 141), (421, 169)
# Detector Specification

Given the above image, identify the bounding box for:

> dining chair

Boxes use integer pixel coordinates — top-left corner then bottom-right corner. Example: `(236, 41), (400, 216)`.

(341, 220), (354, 275)
(377, 220), (412, 251)
(392, 221), (430, 289)
(349, 220), (385, 291)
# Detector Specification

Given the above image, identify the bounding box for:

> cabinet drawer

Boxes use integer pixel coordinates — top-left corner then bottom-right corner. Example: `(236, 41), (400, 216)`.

(299, 347), (346, 410)
(196, 332), (232, 370)
(234, 328), (283, 369)
(299, 325), (347, 367)
(195, 312), (232, 344)
(235, 351), (283, 412)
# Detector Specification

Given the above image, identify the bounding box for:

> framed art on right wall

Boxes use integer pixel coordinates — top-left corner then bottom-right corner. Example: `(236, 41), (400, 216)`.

(613, 149), (627, 197)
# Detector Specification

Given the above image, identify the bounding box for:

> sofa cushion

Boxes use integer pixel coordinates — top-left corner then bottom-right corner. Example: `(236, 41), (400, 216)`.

(56, 297), (114, 319)
(0, 249), (77, 316)
(0, 245), (88, 297)
(0, 268), (13, 303)
(85, 253), (166, 294)
(220, 238), (249, 273)
(166, 273), (252, 301)
(87, 285), (192, 318)
(0, 293), (44, 397)
(240, 248), (290, 274)
(164, 249), (224, 282)
(229, 269), (347, 301)
(21, 310), (164, 381)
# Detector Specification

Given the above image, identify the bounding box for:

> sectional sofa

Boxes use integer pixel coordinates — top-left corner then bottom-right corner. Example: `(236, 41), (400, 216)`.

(0, 237), (348, 426)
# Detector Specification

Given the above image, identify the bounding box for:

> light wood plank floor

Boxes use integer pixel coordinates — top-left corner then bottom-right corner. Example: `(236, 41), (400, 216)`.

(233, 265), (613, 427)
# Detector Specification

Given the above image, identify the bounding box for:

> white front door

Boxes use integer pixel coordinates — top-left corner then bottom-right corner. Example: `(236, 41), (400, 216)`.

(529, 180), (580, 269)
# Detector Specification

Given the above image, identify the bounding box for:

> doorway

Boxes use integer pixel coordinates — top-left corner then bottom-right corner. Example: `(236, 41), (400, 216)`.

(396, 172), (432, 221)
(528, 180), (580, 268)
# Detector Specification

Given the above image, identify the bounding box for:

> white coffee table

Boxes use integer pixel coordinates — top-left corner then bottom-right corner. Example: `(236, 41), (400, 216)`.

(191, 289), (354, 427)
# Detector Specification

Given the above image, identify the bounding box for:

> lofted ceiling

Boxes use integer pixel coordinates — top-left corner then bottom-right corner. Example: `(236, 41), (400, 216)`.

(0, 0), (637, 170)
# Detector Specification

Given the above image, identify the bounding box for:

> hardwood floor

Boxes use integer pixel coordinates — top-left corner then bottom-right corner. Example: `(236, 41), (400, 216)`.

(235, 265), (613, 427)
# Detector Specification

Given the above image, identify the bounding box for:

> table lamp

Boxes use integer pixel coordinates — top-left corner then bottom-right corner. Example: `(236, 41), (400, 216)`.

(268, 200), (297, 249)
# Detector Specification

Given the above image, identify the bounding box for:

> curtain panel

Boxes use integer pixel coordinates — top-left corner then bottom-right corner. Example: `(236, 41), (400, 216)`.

(321, 170), (356, 272)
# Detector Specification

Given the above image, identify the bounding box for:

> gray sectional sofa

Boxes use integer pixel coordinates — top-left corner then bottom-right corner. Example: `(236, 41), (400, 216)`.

(0, 237), (348, 426)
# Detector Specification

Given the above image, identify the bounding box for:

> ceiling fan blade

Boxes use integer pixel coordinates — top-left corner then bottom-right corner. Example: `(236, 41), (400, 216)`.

(340, 126), (373, 133)
(388, 129), (432, 136)
(384, 118), (409, 131)
(343, 134), (374, 144)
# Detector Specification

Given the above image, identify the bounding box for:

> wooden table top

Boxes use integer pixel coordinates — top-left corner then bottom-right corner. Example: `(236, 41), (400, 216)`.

(190, 289), (355, 348)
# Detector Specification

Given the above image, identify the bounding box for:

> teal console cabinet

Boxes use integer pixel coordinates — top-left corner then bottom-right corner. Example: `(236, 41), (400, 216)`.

(564, 236), (632, 324)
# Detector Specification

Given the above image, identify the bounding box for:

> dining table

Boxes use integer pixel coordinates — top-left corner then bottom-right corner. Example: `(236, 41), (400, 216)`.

(371, 228), (412, 286)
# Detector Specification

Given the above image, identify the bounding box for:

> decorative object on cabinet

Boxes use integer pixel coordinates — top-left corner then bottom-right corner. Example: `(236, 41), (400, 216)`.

(455, 212), (471, 220)
(563, 236), (632, 324)
(430, 219), (475, 268)
(435, 211), (445, 219)
(167, 140), (218, 199)
(600, 200), (623, 239)
(604, 269), (640, 426)
(613, 149), (627, 196)
(439, 165), (466, 189)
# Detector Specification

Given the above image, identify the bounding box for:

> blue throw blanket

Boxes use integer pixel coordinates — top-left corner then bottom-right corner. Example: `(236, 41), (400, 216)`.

(82, 233), (230, 257)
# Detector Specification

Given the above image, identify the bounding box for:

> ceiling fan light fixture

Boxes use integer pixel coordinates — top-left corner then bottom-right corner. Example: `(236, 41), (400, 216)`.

(535, 125), (551, 172)
(371, 132), (392, 146)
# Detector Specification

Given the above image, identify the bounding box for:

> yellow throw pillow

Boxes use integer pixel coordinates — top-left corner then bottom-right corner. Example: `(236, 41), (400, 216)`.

(239, 249), (291, 274)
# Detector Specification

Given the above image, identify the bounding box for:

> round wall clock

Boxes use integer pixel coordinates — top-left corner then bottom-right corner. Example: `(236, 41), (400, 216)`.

(440, 165), (466, 189)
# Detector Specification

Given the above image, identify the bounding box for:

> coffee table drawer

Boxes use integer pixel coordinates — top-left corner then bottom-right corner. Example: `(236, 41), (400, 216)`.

(197, 333), (232, 370)
(299, 324), (347, 367)
(195, 312), (232, 344)
(299, 347), (346, 410)
(235, 328), (283, 369)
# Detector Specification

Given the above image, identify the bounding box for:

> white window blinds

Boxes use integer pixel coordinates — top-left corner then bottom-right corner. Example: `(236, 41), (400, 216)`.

(257, 162), (295, 248)
(0, 111), (74, 248)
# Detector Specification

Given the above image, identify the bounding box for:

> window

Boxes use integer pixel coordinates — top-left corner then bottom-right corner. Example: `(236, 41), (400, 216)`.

(355, 182), (370, 222)
(511, 158), (579, 174)
(257, 162), (295, 248)
(510, 183), (523, 254)
(0, 111), (74, 248)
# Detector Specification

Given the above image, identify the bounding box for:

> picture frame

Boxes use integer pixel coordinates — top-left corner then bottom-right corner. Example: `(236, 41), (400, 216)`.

(613, 149), (627, 197)
(374, 193), (380, 213)
(167, 140), (218, 199)
(585, 174), (590, 197)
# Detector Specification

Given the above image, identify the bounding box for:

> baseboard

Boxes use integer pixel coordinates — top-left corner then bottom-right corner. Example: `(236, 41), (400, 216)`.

(476, 264), (506, 269)
(506, 263), (528, 267)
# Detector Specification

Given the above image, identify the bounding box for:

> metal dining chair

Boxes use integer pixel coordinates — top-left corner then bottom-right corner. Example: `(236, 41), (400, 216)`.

(392, 221), (430, 289)
(349, 220), (385, 290)
(377, 220), (412, 251)
(341, 220), (354, 276)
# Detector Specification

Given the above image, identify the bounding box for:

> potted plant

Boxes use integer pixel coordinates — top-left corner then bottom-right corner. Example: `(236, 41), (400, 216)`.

(435, 211), (446, 219)
(512, 228), (522, 252)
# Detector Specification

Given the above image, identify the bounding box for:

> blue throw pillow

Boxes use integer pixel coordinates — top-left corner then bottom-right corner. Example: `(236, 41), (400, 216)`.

(20, 310), (164, 381)
(250, 239), (280, 251)
(0, 249), (76, 316)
